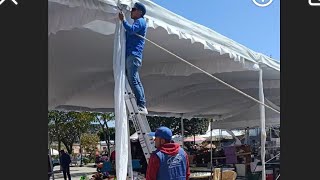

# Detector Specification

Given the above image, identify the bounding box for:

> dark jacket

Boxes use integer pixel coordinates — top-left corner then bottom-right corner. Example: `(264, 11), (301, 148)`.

(60, 153), (71, 168)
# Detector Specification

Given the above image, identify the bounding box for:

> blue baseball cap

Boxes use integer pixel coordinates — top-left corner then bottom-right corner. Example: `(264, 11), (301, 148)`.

(133, 2), (146, 16)
(148, 126), (172, 141)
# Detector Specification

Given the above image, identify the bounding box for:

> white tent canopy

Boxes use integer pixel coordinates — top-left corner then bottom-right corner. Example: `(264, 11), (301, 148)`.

(49, 0), (280, 129)
(200, 124), (245, 142)
(212, 101), (280, 129)
(50, 148), (59, 156)
(49, 1), (279, 179)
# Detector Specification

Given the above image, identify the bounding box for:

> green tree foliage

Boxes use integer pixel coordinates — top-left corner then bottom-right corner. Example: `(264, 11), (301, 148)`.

(48, 110), (95, 154)
(81, 133), (100, 160)
(146, 116), (209, 138)
(92, 112), (114, 155)
(183, 118), (208, 137)
(98, 128), (115, 141)
(48, 110), (67, 151)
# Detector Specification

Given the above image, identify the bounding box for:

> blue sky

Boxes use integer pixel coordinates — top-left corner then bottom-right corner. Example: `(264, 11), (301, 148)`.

(151, 0), (280, 61)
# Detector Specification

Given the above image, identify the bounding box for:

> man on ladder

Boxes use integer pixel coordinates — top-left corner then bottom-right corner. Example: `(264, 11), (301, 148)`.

(118, 2), (148, 114)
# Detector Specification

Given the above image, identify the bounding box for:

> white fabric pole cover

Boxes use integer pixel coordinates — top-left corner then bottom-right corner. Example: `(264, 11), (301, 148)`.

(259, 68), (266, 180)
(127, 122), (133, 180)
(181, 115), (184, 149)
(113, 19), (128, 180)
(210, 119), (213, 172)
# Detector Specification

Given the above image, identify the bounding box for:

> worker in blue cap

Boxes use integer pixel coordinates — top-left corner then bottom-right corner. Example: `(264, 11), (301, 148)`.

(146, 126), (190, 180)
(118, 2), (148, 114)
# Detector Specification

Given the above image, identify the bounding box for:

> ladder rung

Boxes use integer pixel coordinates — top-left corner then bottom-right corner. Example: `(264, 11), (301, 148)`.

(125, 78), (155, 166)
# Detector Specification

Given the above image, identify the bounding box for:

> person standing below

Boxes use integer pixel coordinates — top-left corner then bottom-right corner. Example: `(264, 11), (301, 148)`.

(59, 150), (72, 180)
(110, 148), (116, 174)
(118, 2), (148, 114)
(110, 149), (116, 164)
(146, 126), (190, 180)
(48, 154), (52, 180)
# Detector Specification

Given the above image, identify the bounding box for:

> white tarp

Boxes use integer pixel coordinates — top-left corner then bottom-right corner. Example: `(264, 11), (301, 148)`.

(201, 123), (244, 140)
(48, 0), (279, 70)
(48, 0), (280, 129)
(113, 16), (128, 180)
(50, 148), (59, 155)
(49, 1), (279, 179)
(211, 100), (280, 129)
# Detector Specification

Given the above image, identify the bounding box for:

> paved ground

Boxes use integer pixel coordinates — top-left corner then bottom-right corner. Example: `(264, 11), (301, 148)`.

(50, 165), (96, 180)
(49, 164), (249, 180)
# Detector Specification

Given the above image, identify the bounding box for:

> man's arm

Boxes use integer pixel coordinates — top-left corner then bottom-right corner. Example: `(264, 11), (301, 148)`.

(59, 156), (63, 166)
(122, 19), (145, 34)
(118, 12), (145, 34)
(68, 155), (71, 164)
(146, 154), (160, 180)
(185, 152), (190, 180)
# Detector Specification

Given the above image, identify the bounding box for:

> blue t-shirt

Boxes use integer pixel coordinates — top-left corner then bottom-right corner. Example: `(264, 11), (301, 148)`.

(122, 17), (147, 59)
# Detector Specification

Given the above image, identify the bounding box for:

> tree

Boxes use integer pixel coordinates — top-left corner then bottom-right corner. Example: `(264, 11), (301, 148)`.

(65, 111), (95, 154)
(98, 128), (115, 141)
(48, 110), (68, 152)
(93, 112), (114, 155)
(48, 110), (95, 154)
(183, 118), (209, 144)
(146, 116), (209, 144)
(147, 116), (181, 134)
(81, 133), (100, 161)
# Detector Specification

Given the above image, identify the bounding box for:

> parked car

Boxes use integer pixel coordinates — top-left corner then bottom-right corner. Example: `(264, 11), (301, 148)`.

(52, 158), (60, 167)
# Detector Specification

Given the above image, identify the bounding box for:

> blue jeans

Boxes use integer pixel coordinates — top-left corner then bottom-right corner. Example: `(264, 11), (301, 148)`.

(126, 55), (146, 107)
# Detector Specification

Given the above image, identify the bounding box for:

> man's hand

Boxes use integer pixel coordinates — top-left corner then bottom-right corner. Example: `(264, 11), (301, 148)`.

(118, 12), (124, 21)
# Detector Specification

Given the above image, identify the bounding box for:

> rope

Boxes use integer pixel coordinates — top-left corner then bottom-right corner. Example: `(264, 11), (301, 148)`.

(136, 33), (280, 114)
(265, 153), (280, 163)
